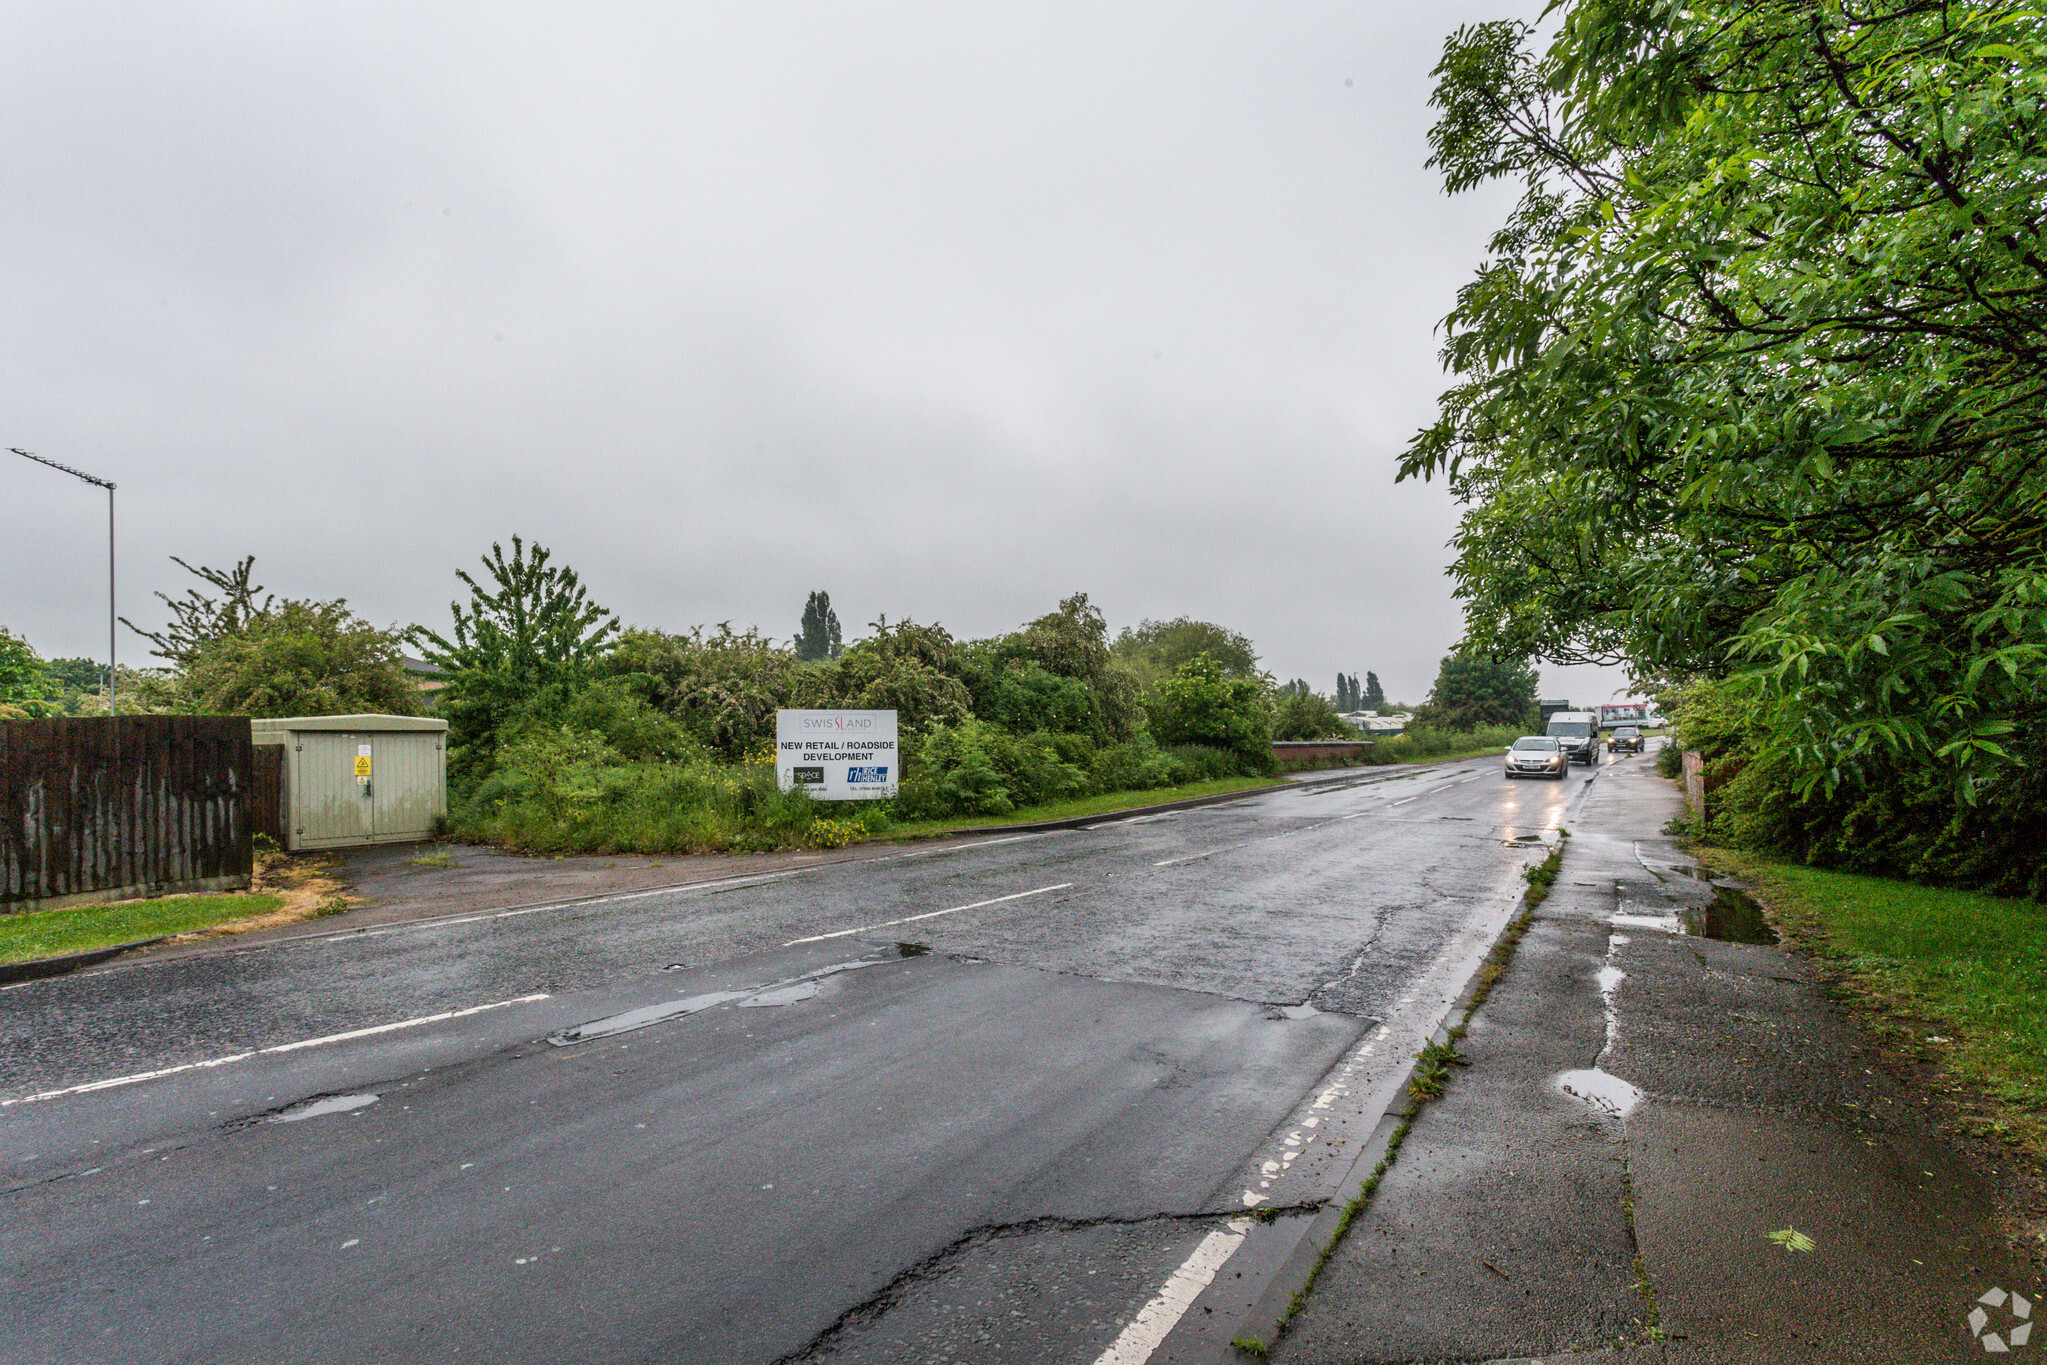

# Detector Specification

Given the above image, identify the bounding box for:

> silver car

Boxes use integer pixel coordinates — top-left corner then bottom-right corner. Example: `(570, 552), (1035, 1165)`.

(1504, 735), (1567, 780)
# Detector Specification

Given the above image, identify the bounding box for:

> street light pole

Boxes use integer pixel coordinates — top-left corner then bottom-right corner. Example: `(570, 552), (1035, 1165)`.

(11, 448), (118, 715)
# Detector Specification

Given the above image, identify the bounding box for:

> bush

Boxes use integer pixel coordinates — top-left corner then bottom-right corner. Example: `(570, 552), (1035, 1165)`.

(1271, 690), (1355, 741)
(1146, 654), (1273, 773)
(1669, 674), (2047, 901)
(1160, 744), (1251, 784)
(1089, 738), (1181, 793)
(606, 625), (801, 762)
(894, 718), (1090, 821)
(453, 750), (888, 855)
(177, 599), (420, 719)
(963, 593), (1146, 746)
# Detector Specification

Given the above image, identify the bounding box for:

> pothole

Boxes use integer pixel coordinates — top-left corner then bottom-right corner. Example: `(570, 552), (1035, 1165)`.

(268, 1093), (380, 1123)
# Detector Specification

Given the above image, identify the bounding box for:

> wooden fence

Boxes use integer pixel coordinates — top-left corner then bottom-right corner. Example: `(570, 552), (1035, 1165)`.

(1, 715), (254, 912)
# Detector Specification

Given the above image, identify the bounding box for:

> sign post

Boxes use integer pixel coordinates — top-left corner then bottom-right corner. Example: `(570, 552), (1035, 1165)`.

(775, 710), (899, 800)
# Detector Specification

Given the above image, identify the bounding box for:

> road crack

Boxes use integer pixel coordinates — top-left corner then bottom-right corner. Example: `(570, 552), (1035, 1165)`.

(770, 1205), (1321, 1363)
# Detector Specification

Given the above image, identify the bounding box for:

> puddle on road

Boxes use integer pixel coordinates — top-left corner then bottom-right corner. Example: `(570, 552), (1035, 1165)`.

(549, 959), (889, 1045)
(1263, 1003), (1322, 1021)
(739, 981), (821, 1007)
(1553, 1069), (1642, 1119)
(268, 1093), (380, 1123)
(548, 992), (750, 1045)
(1681, 884), (1779, 944)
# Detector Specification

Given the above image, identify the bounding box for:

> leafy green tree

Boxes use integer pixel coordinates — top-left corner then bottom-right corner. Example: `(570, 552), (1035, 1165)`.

(1362, 671), (1384, 711)
(0, 628), (51, 718)
(820, 617), (975, 739)
(1111, 618), (1260, 687)
(968, 593), (1144, 746)
(411, 538), (620, 783)
(796, 591), (842, 662)
(123, 556), (271, 670)
(1409, 0), (2047, 888)
(1274, 689), (1355, 741)
(43, 657), (106, 707)
(1146, 653), (1273, 771)
(177, 600), (419, 718)
(1416, 654), (1537, 732)
(117, 557), (414, 719)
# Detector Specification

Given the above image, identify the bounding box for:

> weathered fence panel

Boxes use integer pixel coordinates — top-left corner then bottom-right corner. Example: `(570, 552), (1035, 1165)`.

(0, 716), (253, 912)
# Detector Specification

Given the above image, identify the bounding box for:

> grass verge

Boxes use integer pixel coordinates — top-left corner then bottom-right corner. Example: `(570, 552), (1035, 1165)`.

(876, 775), (1286, 840)
(1696, 846), (2047, 1162)
(0, 893), (286, 965)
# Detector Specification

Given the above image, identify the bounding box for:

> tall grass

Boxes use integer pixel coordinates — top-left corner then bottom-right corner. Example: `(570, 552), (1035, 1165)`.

(453, 753), (885, 854)
(453, 721), (1535, 856)
(1372, 723), (1526, 763)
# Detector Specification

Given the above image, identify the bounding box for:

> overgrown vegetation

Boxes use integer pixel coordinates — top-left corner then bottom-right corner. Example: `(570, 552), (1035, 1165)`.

(7, 554), (423, 720)
(1409, 0), (2047, 897)
(124, 556), (420, 718)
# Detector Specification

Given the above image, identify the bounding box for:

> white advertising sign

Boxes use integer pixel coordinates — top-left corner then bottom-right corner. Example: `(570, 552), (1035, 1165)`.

(775, 710), (899, 801)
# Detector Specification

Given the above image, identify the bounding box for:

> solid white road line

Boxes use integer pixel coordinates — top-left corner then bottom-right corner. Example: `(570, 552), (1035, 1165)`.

(898, 833), (1045, 858)
(325, 873), (806, 944)
(1, 993), (553, 1108)
(1090, 1218), (1251, 1365)
(1153, 846), (1240, 868)
(782, 883), (1072, 946)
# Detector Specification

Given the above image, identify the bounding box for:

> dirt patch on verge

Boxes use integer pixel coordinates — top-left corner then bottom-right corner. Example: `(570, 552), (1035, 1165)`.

(163, 850), (356, 944)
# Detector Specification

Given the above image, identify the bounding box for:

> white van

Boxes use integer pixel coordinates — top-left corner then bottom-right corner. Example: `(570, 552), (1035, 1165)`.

(1544, 711), (1601, 765)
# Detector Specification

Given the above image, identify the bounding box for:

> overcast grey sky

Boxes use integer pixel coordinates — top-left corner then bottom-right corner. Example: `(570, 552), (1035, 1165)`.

(1, 1), (1632, 708)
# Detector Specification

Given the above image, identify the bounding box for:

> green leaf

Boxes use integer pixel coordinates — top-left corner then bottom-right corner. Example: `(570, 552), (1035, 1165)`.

(1766, 1228), (1816, 1254)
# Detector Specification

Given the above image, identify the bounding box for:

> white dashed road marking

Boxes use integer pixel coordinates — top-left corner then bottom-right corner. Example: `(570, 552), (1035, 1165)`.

(782, 883), (1073, 946)
(1, 994), (553, 1107)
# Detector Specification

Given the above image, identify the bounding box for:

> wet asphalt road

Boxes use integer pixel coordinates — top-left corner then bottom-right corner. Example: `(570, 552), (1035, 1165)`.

(0, 755), (1604, 1364)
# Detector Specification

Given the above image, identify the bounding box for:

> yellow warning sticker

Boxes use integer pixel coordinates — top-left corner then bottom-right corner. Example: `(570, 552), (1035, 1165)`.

(354, 755), (373, 777)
